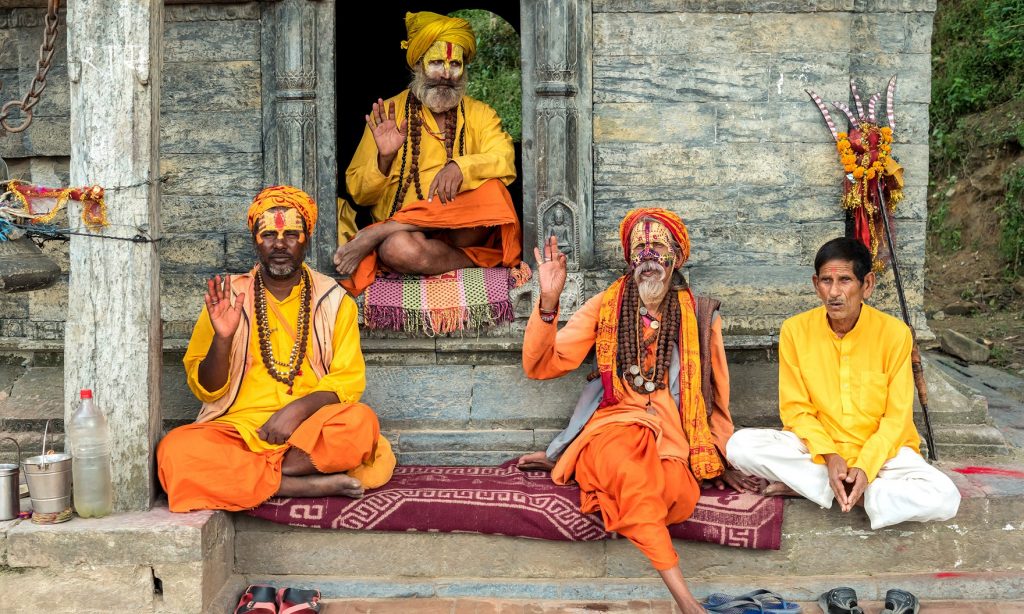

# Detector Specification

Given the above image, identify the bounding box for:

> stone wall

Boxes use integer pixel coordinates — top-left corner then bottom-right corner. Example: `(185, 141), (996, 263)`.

(590, 0), (932, 335)
(0, 2), (263, 343)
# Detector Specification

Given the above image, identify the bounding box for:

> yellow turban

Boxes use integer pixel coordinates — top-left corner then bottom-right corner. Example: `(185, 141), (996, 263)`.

(247, 185), (318, 234)
(402, 11), (476, 68)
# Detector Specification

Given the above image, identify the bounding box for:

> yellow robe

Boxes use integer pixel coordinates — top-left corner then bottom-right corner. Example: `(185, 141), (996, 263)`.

(341, 90), (516, 242)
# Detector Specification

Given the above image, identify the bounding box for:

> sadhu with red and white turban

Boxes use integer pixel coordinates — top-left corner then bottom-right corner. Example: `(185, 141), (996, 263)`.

(336, 10), (522, 296)
(518, 208), (761, 613)
(158, 186), (396, 513)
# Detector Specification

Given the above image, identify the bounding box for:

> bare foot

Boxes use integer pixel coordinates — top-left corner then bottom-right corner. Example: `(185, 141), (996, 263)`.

(516, 451), (555, 472)
(277, 473), (365, 498)
(333, 226), (387, 277)
(761, 481), (800, 497)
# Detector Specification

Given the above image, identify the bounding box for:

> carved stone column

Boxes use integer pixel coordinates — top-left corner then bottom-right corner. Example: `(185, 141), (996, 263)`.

(262, 0), (337, 271)
(518, 0), (592, 317)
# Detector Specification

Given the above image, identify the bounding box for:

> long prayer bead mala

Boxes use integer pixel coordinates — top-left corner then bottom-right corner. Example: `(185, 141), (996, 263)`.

(617, 278), (680, 394)
(254, 267), (311, 395)
(388, 95), (466, 219)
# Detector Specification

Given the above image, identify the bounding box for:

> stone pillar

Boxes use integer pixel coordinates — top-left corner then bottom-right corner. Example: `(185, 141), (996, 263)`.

(64, 0), (162, 511)
(262, 0), (337, 272)
(518, 0), (592, 317)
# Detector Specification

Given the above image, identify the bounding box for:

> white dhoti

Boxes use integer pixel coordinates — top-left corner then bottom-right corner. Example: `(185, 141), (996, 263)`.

(726, 428), (961, 530)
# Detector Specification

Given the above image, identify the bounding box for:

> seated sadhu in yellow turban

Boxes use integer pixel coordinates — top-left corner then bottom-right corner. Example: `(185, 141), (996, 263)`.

(517, 208), (762, 614)
(335, 10), (521, 296)
(158, 186), (396, 512)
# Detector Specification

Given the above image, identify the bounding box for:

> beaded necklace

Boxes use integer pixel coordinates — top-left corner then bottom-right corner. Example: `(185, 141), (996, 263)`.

(618, 279), (679, 396)
(388, 96), (467, 218)
(254, 266), (311, 395)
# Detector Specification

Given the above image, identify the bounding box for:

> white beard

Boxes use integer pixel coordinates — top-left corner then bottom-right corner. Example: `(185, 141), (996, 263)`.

(634, 261), (669, 305)
(410, 67), (468, 113)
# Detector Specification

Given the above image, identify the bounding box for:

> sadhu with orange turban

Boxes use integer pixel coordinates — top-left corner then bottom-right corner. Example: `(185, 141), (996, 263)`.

(518, 207), (759, 612)
(157, 185), (395, 516)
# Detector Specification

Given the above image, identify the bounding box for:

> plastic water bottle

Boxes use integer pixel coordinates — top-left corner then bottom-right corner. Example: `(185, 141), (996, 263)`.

(68, 389), (113, 517)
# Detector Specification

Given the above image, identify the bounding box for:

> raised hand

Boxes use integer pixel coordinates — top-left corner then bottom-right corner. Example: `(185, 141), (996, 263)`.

(367, 98), (408, 170)
(205, 274), (244, 340)
(534, 235), (567, 311)
(428, 160), (464, 204)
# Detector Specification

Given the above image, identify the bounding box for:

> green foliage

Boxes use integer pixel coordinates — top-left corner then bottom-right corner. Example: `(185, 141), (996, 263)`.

(450, 9), (522, 142)
(929, 178), (965, 252)
(999, 165), (1024, 277)
(931, 0), (1024, 134)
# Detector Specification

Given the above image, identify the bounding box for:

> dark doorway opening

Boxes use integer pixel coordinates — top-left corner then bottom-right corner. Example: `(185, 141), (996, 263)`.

(335, 2), (522, 235)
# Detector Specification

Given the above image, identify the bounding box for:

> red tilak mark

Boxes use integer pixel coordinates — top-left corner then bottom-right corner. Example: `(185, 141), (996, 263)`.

(445, 42), (452, 61)
(954, 466), (1024, 479)
(935, 572), (963, 579)
(274, 211), (285, 230)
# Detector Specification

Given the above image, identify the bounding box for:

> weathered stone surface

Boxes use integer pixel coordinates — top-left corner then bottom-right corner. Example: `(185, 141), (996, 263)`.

(939, 329), (991, 363)
(160, 233), (225, 273)
(594, 0), (860, 11)
(161, 61), (261, 112)
(234, 518), (607, 578)
(161, 362), (197, 426)
(849, 53), (931, 103)
(0, 364), (61, 422)
(0, 238), (60, 293)
(163, 18), (259, 63)
(0, 564), (155, 613)
(362, 338), (437, 367)
(161, 196), (248, 234)
(160, 273), (206, 326)
(398, 429), (536, 452)
(397, 451), (524, 466)
(594, 13), (851, 55)
(161, 153), (264, 197)
(594, 102), (714, 145)
(363, 366), (474, 428)
(471, 366), (589, 429)
(160, 111), (262, 154)
(595, 53), (849, 104)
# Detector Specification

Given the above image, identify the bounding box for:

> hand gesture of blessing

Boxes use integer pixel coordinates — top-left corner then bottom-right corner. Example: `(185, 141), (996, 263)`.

(535, 235), (567, 311)
(367, 98), (408, 160)
(205, 274), (245, 340)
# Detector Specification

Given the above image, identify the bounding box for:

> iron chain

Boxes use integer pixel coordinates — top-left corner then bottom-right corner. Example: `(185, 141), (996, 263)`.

(0, 0), (61, 134)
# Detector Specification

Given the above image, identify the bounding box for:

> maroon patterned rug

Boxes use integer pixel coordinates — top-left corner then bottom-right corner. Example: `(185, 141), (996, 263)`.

(246, 462), (784, 550)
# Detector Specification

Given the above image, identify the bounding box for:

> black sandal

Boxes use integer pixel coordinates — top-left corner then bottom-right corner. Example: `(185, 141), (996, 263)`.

(817, 587), (864, 614)
(881, 588), (920, 614)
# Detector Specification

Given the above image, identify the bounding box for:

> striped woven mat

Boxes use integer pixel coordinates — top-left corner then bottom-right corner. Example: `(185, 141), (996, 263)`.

(362, 267), (517, 335)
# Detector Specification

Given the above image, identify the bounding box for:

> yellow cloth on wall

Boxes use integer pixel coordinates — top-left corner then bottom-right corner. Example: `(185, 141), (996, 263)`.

(778, 303), (921, 482)
(342, 90), (515, 241)
(184, 282), (367, 454)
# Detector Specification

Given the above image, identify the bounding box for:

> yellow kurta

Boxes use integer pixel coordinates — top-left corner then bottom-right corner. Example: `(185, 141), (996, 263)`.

(341, 90), (516, 241)
(184, 280), (367, 454)
(778, 303), (921, 481)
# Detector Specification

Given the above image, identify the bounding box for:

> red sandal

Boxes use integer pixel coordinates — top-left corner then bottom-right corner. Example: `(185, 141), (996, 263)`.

(276, 586), (322, 614)
(234, 584), (278, 614)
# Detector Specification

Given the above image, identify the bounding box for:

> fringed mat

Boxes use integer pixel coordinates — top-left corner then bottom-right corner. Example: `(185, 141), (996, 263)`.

(363, 267), (517, 335)
(246, 461), (784, 550)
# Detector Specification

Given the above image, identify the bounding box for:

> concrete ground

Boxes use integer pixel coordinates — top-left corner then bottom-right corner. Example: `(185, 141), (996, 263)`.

(318, 598), (1024, 612)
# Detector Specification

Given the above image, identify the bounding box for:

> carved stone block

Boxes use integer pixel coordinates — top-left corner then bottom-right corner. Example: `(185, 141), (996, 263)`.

(538, 197), (581, 270)
(511, 272), (585, 321)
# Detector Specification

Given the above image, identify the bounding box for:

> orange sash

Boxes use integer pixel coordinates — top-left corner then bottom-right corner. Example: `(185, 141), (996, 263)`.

(594, 277), (724, 480)
(340, 179), (521, 296)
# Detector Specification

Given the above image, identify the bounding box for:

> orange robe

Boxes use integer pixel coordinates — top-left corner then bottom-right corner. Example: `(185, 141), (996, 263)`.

(158, 277), (395, 512)
(340, 178), (522, 296)
(522, 294), (733, 570)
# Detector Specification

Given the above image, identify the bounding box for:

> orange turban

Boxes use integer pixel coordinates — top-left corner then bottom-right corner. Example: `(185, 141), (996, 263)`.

(402, 11), (476, 68)
(619, 208), (690, 265)
(246, 185), (317, 234)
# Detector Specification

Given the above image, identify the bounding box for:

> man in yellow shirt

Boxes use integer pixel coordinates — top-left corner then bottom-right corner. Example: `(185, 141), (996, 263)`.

(727, 237), (960, 529)
(334, 11), (521, 296)
(157, 186), (395, 512)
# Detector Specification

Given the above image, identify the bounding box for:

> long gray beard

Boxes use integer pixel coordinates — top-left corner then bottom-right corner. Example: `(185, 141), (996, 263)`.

(634, 262), (669, 305)
(410, 67), (467, 113)
(266, 261), (298, 278)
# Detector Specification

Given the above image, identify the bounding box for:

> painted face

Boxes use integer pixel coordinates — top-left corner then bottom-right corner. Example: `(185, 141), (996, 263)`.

(254, 207), (307, 279)
(813, 259), (874, 331)
(628, 220), (676, 269)
(422, 40), (465, 79)
(255, 208), (306, 245)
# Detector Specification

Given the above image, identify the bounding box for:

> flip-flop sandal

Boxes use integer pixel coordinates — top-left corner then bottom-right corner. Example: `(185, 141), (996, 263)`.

(703, 589), (803, 613)
(880, 588), (920, 614)
(817, 587), (865, 614)
(276, 586), (322, 614)
(234, 584), (278, 614)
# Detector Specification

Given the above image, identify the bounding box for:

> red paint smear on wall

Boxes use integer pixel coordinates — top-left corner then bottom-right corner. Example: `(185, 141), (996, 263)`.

(935, 572), (964, 579)
(953, 466), (1024, 479)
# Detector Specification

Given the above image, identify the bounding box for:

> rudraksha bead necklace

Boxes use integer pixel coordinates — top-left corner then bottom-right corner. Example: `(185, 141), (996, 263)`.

(254, 266), (311, 395)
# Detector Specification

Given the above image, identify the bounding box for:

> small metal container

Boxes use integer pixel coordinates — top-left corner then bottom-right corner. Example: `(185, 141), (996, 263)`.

(0, 437), (21, 521)
(21, 420), (72, 516)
